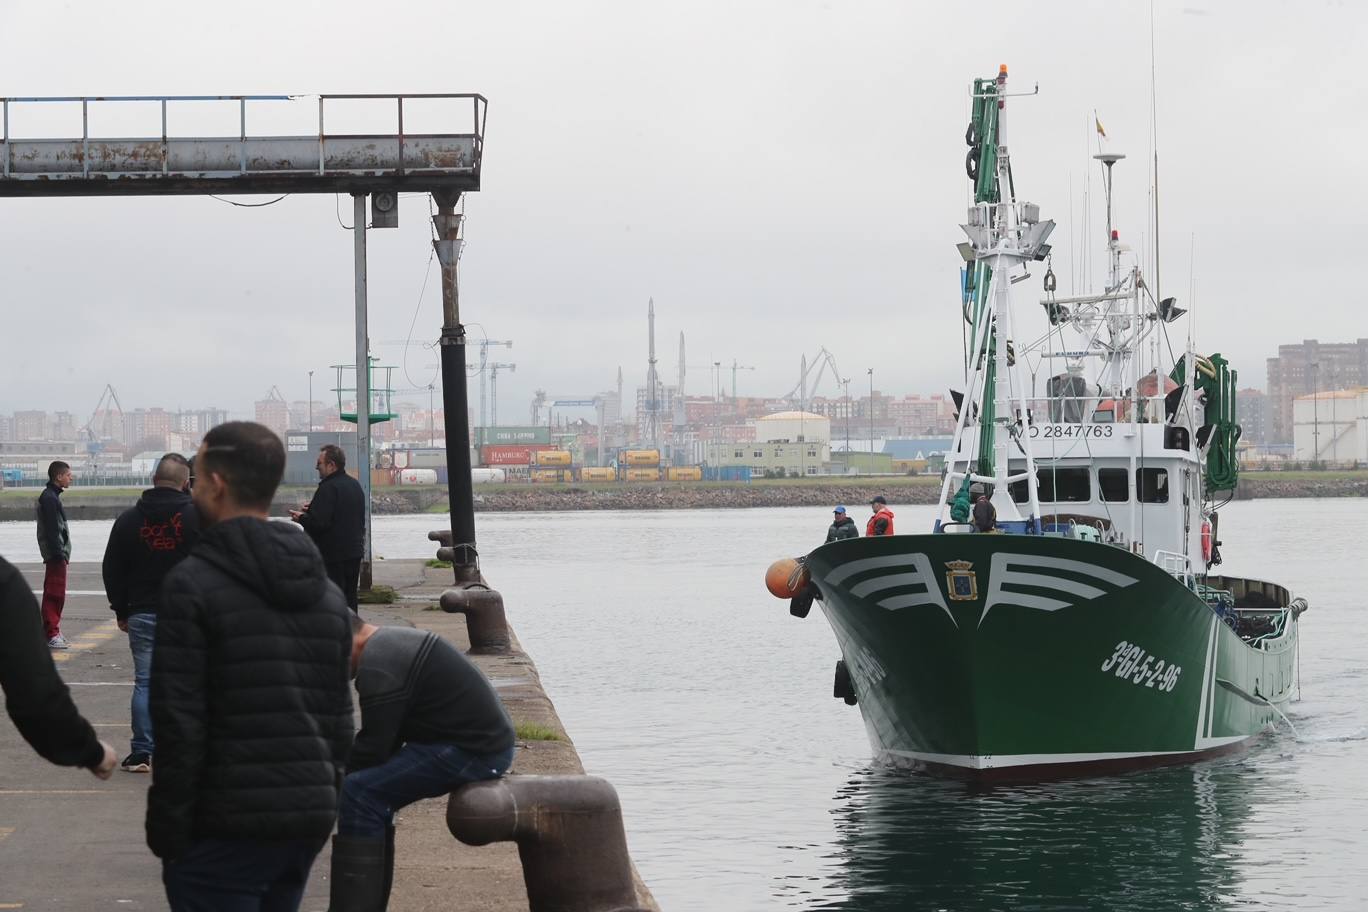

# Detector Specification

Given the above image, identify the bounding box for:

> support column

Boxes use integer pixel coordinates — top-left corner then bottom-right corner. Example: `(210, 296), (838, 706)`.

(433, 192), (480, 583)
(353, 193), (374, 591)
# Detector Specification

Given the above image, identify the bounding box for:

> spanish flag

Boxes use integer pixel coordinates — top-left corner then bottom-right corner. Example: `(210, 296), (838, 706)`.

(1095, 111), (1107, 140)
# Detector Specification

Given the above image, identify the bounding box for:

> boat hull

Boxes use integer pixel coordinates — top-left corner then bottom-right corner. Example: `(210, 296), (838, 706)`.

(805, 534), (1297, 780)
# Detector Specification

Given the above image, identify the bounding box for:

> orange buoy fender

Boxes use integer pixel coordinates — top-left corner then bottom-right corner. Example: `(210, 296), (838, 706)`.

(765, 558), (810, 599)
(1201, 520), (1213, 563)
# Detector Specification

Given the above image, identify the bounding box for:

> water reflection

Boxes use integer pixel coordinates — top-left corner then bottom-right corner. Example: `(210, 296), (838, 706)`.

(809, 759), (1264, 912)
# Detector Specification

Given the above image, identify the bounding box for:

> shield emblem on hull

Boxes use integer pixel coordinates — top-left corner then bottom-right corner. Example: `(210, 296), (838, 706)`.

(945, 560), (978, 601)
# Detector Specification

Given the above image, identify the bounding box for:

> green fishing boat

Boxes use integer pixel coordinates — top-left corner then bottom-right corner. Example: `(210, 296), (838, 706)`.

(788, 66), (1307, 779)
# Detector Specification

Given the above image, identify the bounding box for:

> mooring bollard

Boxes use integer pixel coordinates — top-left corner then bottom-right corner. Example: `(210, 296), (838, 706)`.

(428, 529), (511, 654)
(447, 776), (649, 912)
(439, 584), (511, 654)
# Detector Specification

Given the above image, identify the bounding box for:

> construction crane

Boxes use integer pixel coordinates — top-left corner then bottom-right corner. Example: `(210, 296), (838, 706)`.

(727, 359), (756, 401)
(376, 335), (511, 428)
(486, 362), (515, 427)
(474, 338), (513, 429)
(782, 347), (845, 407)
(81, 383), (125, 450)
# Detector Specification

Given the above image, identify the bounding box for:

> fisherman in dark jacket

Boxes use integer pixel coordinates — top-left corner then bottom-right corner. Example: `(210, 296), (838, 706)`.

(331, 616), (515, 911)
(148, 422), (354, 912)
(35, 460), (73, 648)
(1, 556), (118, 778)
(102, 453), (198, 773)
(825, 505), (860, 543)
(292, 444), (366, 612)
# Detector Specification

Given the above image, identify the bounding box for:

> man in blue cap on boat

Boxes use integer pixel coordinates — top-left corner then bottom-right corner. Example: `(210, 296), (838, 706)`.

(826, 506), (859, 543)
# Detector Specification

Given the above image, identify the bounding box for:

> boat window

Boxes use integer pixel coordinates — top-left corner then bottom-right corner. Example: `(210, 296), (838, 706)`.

(1137, 467), (1169, 503)
(1098, 468), (1129, 502)
(1009, 465), (1091, 503)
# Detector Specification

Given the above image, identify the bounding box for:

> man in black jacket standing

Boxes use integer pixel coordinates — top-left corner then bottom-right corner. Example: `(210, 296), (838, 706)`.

(148, 422), (354, 912)
(35, 460), (73, 648)
(1, 556), (118, 778)
(292, 443), (365, 611)
(102, 452), (198, 774)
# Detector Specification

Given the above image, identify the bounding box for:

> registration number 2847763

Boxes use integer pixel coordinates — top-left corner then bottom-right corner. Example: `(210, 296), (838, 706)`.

(1100, 641), (1181, 693)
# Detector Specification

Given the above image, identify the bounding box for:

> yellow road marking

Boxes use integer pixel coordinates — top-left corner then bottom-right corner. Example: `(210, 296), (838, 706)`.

(52, 620), (120, 665)
(0, 790), (105, 795)
(0, 903), (26, 908)
(0, 827), (14, 841)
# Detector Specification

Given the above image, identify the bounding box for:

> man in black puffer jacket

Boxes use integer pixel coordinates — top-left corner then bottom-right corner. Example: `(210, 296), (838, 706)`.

(147, 422), (354, 912)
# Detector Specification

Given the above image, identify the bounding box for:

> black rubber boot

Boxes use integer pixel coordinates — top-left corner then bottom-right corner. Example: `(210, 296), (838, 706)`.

(380, 825), (396, 912)
(328, 834), (388, 912)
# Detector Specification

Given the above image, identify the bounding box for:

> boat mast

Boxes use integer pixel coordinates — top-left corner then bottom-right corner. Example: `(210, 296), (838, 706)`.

(938, 66), (1054, 529)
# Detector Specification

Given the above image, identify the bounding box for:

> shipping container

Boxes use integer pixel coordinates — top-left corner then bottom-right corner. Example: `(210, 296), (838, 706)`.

(624, 468), (661, 482)
(578, 466), (616, 482)
(622, 449), (661, 467)
(532, 449), (573, 467)
(531, 469), (568, 484)
(435, 466), (448, 485)
(398, 468), (438, 485)
(371, 468), (395, 488)
(481, 444), (553, 466)
(475, 426), (552, 447)
(666, 466), (703, 481)
(406, 448), (448, 469)
(283, 431), (359, 486)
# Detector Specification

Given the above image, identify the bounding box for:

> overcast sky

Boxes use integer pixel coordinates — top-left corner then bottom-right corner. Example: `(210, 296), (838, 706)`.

(2, 1), (1363, 423)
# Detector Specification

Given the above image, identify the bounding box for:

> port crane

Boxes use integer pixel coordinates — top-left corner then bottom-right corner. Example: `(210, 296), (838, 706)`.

(781, 347), (846, 409)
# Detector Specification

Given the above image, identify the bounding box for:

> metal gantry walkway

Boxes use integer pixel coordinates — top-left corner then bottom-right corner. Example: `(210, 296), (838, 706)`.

(0, 93), (485, 196)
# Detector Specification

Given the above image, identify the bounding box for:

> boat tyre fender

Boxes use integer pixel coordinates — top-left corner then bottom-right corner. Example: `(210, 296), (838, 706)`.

(833, 660), (857, 705)
(966, 149), (979, 182)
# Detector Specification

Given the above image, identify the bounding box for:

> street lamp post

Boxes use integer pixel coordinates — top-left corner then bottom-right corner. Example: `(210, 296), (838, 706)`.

(1311, 361), (1320, 465)
(307, 370), (314, 432)
(428, 383), (436, 447)
(842, 377), (851, 472)
(868, 368), (875, 468)
(1328, 362), (1338, 466)
(714, 361), (722, 470)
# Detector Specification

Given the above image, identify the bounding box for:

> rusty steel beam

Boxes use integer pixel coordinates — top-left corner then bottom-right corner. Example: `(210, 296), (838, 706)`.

(0, 94), (485, 197)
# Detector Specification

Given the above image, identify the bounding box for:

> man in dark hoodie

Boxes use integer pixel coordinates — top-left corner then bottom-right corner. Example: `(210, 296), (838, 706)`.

(1, 555), (118, 779)
(102, 452), (198, 774)
(147, 421), (354, 912)
(35, 460), (73, 648)
(292, 444), (366, 612)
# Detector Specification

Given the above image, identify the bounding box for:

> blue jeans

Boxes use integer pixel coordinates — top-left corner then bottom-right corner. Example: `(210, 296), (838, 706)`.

(126, 613), (157, 755)
(162, 837), (325, 912)
(339, 741), (515, 839)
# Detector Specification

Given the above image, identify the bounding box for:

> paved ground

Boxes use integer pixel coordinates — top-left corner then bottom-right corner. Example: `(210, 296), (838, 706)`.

(1, 558), (656, 911)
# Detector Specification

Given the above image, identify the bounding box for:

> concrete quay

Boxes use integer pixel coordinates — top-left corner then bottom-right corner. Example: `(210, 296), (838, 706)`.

(0, 559), (657, 912)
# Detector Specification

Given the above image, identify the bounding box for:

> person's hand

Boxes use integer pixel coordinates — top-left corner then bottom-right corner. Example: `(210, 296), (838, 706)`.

(91, 742), (118, 780)
(117, 618), (128, 633)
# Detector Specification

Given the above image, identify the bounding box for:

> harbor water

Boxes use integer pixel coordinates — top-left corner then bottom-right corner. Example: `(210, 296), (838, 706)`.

(2, 499), (1364, 910)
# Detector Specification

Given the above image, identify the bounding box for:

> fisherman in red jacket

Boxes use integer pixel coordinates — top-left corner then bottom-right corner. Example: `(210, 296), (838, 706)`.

(866, 496), (895, 536)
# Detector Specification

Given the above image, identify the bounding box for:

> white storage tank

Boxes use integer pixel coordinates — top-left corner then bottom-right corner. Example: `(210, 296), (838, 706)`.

(471, 468), (507, 484)
(398, 468), (438, 485)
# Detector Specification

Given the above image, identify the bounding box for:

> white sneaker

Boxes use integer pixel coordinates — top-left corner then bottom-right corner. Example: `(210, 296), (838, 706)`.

(48, 635), (70, 649)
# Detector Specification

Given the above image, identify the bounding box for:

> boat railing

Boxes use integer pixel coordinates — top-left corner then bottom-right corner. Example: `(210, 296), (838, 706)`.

(1023, 394), (1172, 425)
(1153, 549), (1194, 587)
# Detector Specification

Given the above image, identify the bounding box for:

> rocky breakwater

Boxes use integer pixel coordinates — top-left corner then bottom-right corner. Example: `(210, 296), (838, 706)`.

(469, 482), (944, 513)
